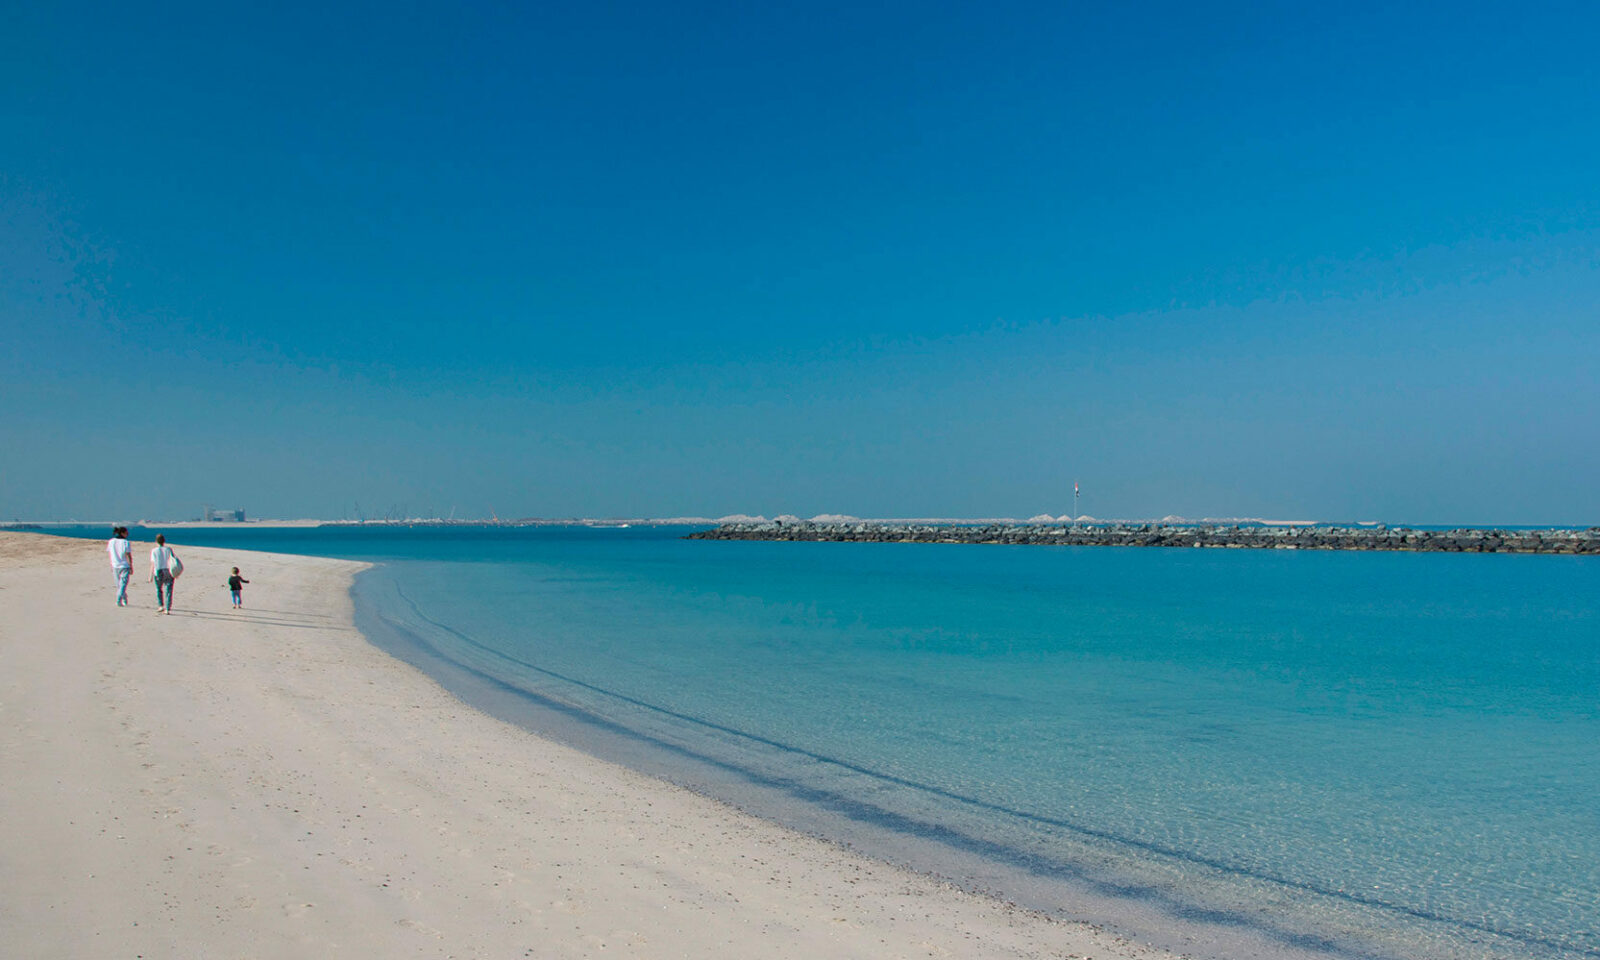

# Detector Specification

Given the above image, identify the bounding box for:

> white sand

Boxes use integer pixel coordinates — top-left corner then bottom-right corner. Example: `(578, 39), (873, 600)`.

(0, 532), (1181, 959)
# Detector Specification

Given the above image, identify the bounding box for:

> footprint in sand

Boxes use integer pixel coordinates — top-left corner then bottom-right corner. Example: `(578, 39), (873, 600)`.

(397, 918), (445, 938)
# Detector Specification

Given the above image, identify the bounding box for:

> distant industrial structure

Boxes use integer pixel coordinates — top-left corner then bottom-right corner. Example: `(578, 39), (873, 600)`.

(203, 505), (247, 522)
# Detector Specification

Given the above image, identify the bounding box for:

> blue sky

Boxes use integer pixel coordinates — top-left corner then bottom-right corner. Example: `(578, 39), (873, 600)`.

(3, 0), (1597, 522)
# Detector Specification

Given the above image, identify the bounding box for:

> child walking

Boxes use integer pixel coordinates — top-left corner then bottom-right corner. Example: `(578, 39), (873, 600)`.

(228, 567), (250, 609)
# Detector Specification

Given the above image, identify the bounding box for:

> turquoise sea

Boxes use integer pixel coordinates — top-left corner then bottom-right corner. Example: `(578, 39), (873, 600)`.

(44, 525), (1600, 959)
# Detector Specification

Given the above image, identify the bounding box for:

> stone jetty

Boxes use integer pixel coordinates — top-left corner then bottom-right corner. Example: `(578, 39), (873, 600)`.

(688, 521), (1600, 554)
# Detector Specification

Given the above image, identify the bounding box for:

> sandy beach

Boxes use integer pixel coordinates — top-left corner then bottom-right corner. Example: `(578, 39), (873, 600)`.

(0, 531), (1181, 959)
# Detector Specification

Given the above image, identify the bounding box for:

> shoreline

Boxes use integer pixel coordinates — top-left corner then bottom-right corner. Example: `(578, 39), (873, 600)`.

(0, 530), (1188, 958)
(350, 563), (1566, 960)
(356, 569), (1361, 960)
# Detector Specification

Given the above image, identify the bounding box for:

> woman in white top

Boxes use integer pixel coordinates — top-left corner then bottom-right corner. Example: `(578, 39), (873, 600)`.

(150, 534), (178, 614)
(107, 526), (132, 606)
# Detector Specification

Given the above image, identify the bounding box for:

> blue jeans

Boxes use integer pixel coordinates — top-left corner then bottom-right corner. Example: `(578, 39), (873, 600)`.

(231, 589), (242, 606)
(155, 571), (174, 610)
(114, 567), (131, 605)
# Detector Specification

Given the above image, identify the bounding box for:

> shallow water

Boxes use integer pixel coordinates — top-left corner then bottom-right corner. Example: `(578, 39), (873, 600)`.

(43, 525), (1600, 958)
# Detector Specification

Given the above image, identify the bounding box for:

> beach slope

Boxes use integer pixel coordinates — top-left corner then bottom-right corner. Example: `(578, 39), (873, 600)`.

(0, 531), (1174, 958)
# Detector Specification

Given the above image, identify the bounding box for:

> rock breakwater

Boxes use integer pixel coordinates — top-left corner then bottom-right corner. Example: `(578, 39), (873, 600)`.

(688, 521), (1600, 554)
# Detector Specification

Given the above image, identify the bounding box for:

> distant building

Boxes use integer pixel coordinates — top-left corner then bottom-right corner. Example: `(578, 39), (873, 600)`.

(203, 506), (247, 522)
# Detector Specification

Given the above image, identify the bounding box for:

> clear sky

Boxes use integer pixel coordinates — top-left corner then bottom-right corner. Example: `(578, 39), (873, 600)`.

(3, 0), (1597, 523)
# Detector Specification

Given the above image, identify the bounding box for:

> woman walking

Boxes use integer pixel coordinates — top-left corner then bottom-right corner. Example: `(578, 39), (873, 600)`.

(150, 534), (180, 614)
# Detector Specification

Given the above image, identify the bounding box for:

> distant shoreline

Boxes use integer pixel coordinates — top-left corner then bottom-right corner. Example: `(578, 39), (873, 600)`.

(0, 518), (713, 531)
(7, 517), (1597, 553)
(0, 519), (327, 530)
(689, 520), (1600, 554)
